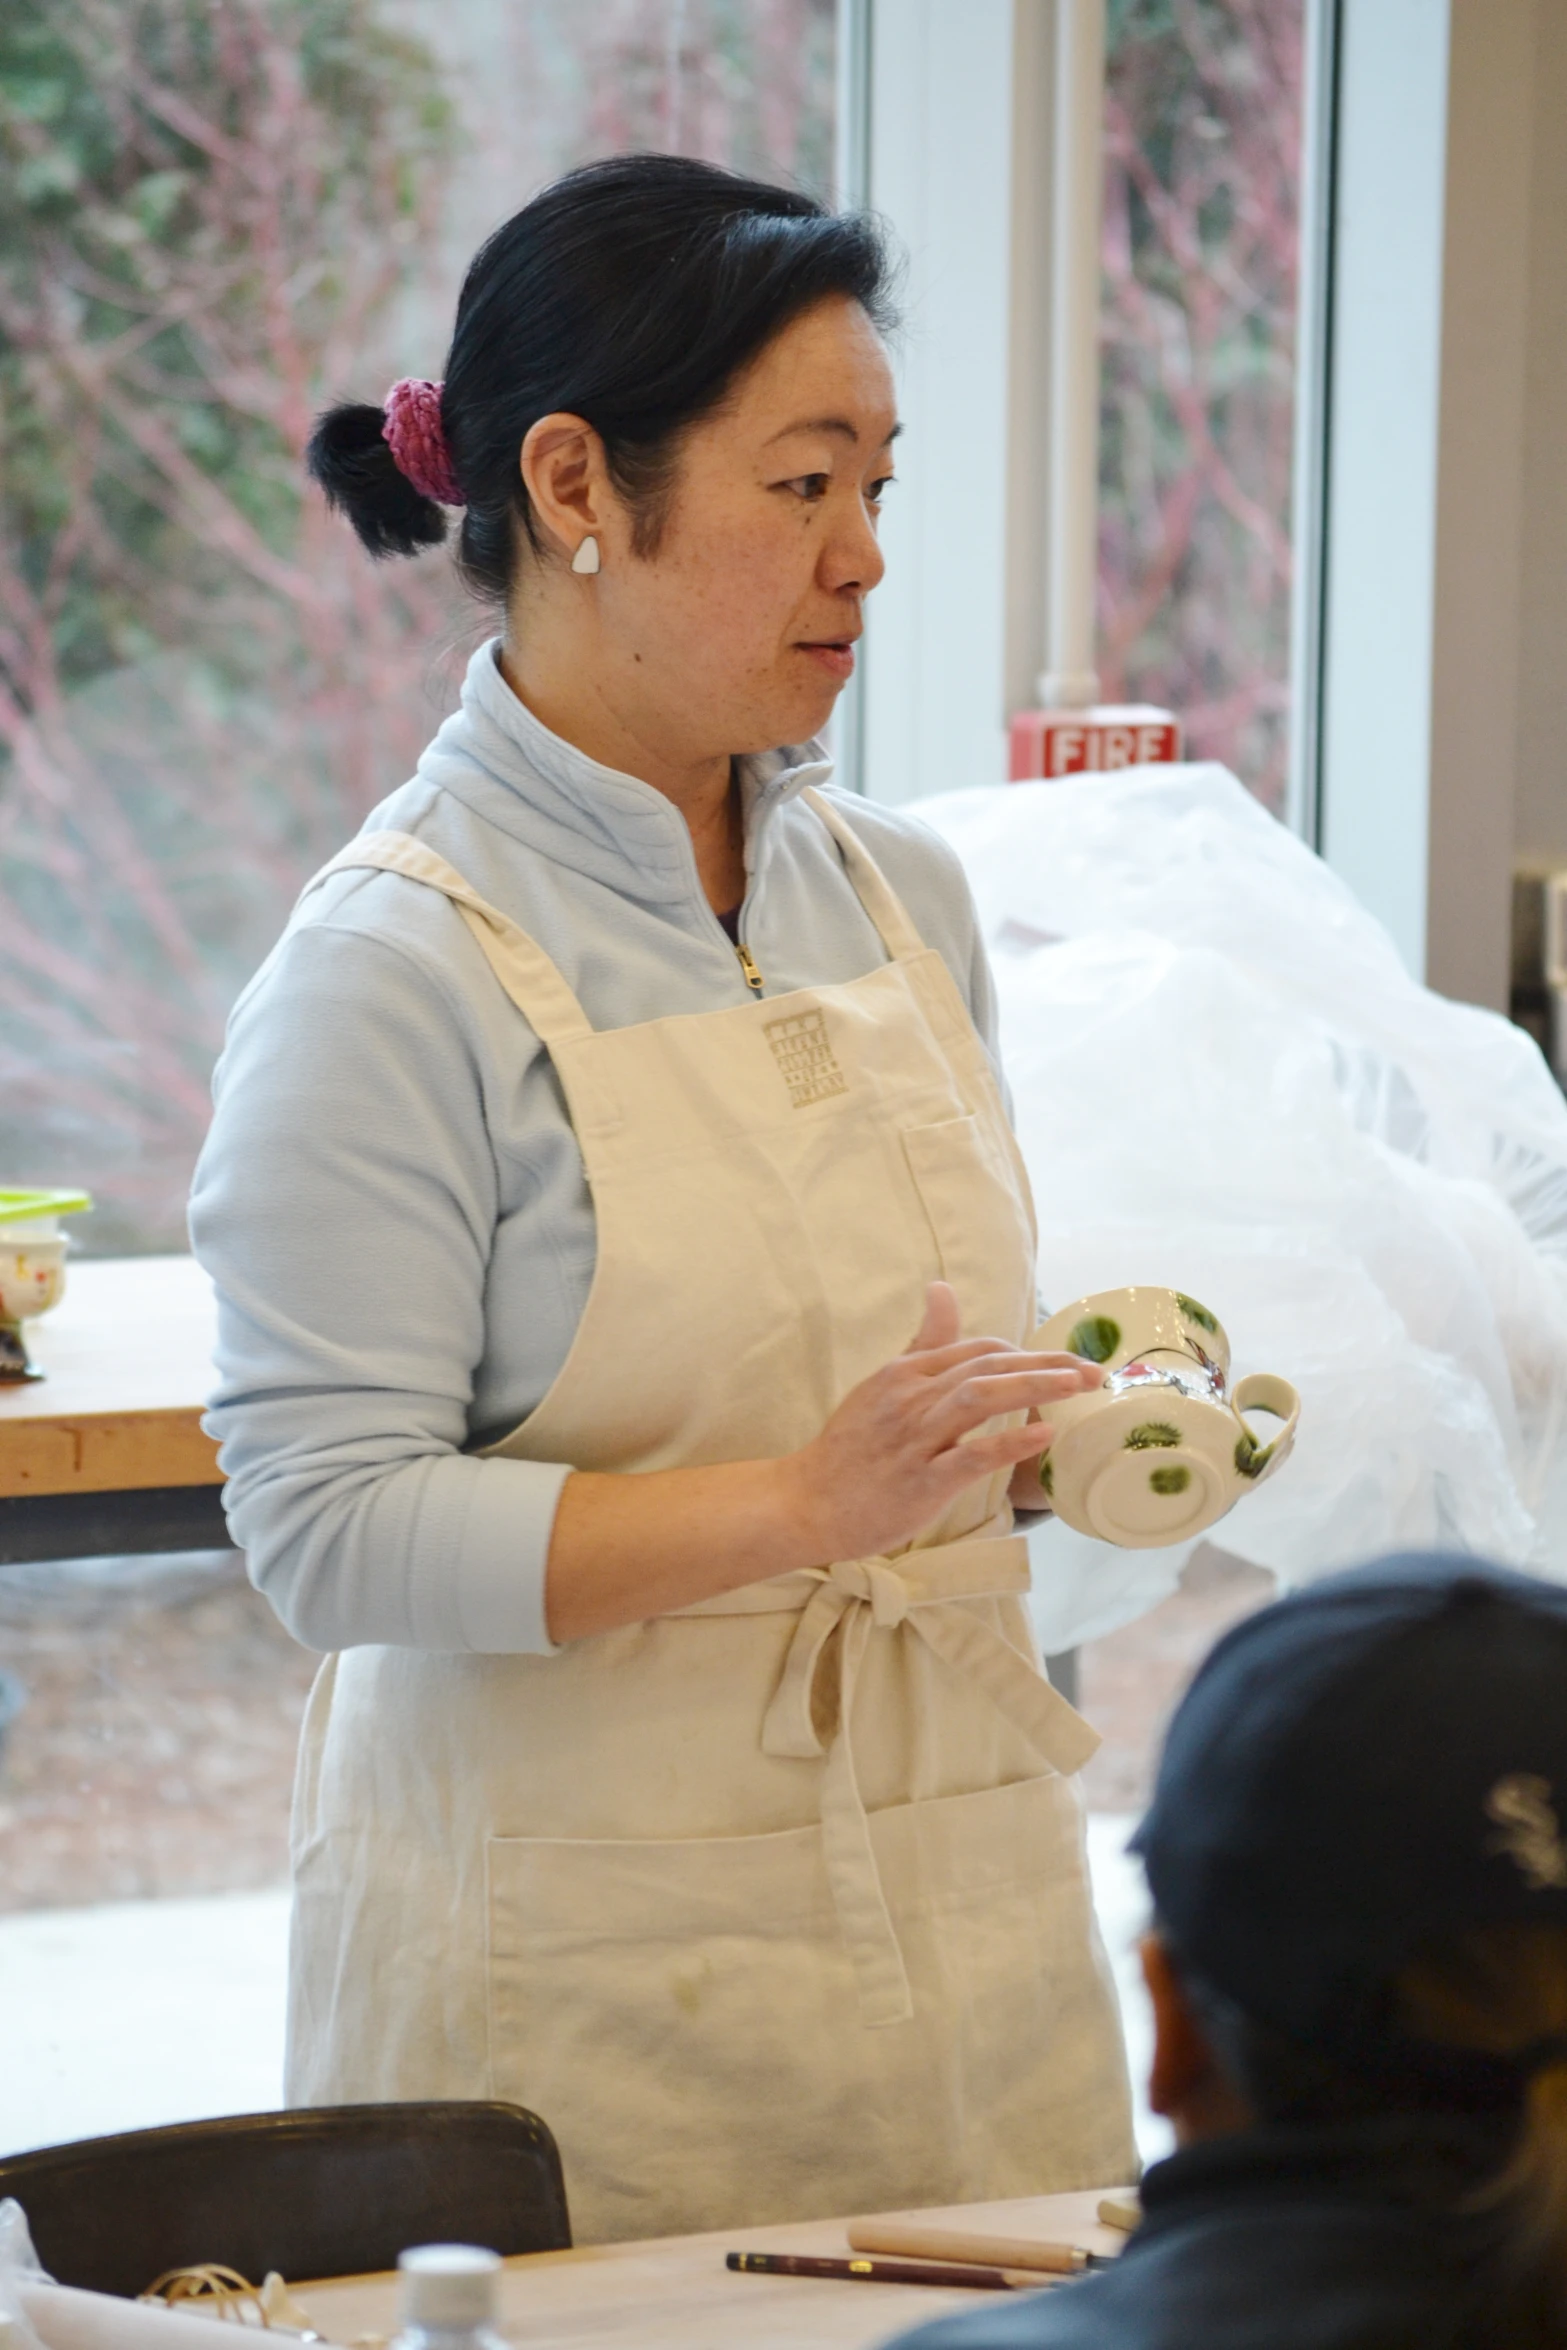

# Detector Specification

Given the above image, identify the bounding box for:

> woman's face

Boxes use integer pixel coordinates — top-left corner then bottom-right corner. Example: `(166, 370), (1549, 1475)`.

(574, 295), (898, 759)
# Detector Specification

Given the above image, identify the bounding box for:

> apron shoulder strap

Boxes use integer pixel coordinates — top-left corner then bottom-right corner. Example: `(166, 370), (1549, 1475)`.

(801, 787), (927, 963)
(301, 829), (593, 1048)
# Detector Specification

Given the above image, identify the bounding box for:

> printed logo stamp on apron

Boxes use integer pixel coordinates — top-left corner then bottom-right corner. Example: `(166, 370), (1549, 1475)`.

(764, 1007), (849, 1108)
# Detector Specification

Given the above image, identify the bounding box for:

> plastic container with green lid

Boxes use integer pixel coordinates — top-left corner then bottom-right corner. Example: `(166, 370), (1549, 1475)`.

(0, 1188), (92, 1239)
(0, 1191), (93, 1379)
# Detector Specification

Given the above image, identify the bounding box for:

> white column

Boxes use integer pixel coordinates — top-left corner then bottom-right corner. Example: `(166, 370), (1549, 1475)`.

(850, 0), (1110, 802)
(1037, 0), (1105, 710)
(1316, 0), (1452, 979)
(1283, 0), (1338, 843)
(857, 0), (1019, 803)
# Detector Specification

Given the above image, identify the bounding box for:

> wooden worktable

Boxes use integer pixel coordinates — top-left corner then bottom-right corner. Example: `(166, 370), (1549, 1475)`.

(293, 2188), (1130, 2350)
(0, 1256), (226, 1562)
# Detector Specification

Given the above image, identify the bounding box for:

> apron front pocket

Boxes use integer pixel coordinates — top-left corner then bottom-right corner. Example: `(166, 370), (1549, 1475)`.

(484, 1772), (1132, 2244)
(902, 1113), (1037, 1340)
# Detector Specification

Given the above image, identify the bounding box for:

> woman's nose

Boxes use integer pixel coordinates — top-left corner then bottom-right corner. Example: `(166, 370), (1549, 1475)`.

(820, 497), (887, 597)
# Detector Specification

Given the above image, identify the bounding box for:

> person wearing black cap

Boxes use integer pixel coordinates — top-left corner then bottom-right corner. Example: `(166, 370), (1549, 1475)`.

(884, 1552), (1567, 2350)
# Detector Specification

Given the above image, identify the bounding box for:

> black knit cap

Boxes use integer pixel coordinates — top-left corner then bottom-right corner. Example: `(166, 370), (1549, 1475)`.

(1133, 1553), (1567, 2080)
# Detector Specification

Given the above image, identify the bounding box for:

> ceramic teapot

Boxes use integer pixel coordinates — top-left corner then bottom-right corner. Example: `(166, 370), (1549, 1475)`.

(1030, 1285), (1299, 1548)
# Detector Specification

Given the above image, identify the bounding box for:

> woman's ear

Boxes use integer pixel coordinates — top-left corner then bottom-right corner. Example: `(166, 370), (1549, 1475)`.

(519, 413), (610, 564)
(1141, 1931), (1253, 2144)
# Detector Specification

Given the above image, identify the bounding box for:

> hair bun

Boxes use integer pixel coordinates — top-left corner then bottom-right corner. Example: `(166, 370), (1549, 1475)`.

(306, 399), (450, 559)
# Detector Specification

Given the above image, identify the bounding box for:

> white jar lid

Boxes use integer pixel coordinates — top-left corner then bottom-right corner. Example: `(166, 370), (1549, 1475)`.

(397, 2244), (501, 2330)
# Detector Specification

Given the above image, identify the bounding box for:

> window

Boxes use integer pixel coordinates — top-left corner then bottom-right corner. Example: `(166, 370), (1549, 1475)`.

(0, 0), (836, 2150)
(0, 0), (836, 1256)
(847, 0), (1306, 817)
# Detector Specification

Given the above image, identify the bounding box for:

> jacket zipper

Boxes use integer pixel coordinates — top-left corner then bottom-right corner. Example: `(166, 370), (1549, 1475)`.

(734, 941), (765, 996)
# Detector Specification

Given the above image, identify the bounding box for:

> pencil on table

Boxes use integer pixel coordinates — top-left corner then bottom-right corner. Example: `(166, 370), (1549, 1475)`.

(725, 2251), (1057, 2291)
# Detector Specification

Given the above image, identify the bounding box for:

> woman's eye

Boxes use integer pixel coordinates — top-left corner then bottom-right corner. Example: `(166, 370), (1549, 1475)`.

(867, 474), (896, 508)
(781, 473), (831, 501)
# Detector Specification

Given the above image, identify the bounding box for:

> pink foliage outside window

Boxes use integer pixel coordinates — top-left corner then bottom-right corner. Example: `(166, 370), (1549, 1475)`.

(0, 0), (1301, 1253)
(0, 0), (835, 1255)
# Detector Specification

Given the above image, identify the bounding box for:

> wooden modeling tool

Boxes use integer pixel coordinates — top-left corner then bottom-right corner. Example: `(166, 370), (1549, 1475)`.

(847, 2220), (1098, 2275)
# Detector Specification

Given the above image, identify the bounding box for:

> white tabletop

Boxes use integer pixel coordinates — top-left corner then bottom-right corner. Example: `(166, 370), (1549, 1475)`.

(291, 2188), (1131, 2350)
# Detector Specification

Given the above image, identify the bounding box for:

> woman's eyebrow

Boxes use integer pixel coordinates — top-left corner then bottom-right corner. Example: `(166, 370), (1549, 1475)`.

(764, 415), (904, 448)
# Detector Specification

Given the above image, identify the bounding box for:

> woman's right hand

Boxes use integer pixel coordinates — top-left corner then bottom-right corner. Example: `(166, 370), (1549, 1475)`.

(778, 1280), (1102, 1565)
(545, 1281), (1101, 1642)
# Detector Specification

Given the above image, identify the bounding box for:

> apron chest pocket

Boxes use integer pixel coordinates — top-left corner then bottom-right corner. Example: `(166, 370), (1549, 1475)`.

(902, 1113), (1037, 1340)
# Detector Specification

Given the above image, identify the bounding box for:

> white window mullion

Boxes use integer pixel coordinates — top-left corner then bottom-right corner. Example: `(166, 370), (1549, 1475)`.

(853, 0), (1020, 805)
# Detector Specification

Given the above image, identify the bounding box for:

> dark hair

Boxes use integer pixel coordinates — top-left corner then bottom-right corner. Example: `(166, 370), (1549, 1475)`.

(307, 152), (897, 594)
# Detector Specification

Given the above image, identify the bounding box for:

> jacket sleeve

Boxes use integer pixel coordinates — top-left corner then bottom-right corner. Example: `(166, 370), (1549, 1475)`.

(189, 916), (567, 1657)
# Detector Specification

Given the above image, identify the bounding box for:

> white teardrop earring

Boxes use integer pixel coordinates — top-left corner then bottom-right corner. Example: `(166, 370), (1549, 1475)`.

(571, 535), (601, 576)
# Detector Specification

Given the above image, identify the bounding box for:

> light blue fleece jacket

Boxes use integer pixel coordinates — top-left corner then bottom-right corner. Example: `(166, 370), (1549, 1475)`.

(189, 640), (1003, 1658)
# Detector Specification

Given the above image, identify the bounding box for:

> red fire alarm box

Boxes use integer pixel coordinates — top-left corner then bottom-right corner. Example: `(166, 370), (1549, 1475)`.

(1009, 704), (1183, 782)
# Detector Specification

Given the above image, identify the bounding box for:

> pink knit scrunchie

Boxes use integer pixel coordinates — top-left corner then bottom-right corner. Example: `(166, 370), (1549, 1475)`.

(382, 377), (463, 506)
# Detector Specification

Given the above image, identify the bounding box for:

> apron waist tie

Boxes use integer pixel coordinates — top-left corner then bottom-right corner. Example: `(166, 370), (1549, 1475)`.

(754, 1526), (1101, 2028)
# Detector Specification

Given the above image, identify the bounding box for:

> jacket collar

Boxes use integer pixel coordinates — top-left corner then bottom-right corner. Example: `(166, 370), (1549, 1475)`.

(1137, 2110), (1516, 2227)
(422, 638), (834, 910)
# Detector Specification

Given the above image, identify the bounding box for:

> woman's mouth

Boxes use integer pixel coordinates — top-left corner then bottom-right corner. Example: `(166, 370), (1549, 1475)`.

(797, 640), (856, 681)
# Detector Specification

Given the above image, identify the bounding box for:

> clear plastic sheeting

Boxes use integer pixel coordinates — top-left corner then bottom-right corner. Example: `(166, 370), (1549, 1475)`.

(0, 2201), (48, 2350)
(915, 765), (1567, 1651)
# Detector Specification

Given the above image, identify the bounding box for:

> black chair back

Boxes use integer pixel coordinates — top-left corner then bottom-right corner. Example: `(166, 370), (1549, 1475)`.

(0, 2102), (570, 2297)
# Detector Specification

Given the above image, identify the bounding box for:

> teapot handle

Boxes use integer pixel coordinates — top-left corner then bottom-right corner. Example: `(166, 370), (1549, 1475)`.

(1231, 1374), (1301, 1485)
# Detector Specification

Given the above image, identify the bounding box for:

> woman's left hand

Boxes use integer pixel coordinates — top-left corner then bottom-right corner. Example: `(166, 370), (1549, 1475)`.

(1008, 1427), (1054, 1513)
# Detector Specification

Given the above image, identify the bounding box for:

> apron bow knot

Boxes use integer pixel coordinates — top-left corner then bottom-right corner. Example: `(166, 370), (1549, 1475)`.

(826, 1553), (914, 1630)
(756, 1519), (1100, 2027)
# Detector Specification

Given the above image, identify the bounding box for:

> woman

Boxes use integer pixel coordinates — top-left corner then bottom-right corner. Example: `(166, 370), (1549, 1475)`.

(191, 154), (1134, 2241)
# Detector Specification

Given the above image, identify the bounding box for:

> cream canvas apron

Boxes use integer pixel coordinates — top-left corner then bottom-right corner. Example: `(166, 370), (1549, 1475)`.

(286, 790), (1135, 2242)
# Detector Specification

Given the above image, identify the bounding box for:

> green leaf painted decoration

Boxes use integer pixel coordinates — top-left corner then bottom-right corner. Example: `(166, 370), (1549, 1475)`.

(1175, 1293), (1219, 1335)
(1125, 1421), (1181, 1450)
(1150, 1465), (1191, 1496)
(1235, 1430), (1276, 1480)
(1066, 1314), (1121, 1364)
(1039, 1455), (1054, 1498)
